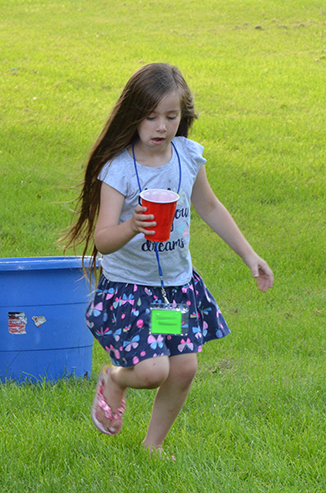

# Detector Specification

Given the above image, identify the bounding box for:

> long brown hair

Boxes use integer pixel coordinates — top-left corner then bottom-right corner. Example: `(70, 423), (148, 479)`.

(63, 63), (197, 273)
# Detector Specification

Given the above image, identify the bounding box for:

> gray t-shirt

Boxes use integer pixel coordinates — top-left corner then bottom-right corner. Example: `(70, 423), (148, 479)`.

(98, 136), (206, 286)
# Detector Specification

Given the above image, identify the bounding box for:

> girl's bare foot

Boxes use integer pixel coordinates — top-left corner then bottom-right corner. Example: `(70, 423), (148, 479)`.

(142, 441), (176, 461)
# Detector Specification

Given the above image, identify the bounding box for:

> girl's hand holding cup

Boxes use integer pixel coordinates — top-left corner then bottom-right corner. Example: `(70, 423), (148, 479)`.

(131, 205), (156, 236)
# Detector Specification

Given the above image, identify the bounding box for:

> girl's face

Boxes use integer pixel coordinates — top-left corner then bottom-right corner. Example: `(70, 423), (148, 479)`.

(136, 92), (181, 156)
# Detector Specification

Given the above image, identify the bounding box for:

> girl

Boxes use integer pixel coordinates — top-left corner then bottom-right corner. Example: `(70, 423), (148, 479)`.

(65, 63), (273, 455)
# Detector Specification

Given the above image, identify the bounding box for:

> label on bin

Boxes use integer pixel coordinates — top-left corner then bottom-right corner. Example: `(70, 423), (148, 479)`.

(8, 312), (27, 334)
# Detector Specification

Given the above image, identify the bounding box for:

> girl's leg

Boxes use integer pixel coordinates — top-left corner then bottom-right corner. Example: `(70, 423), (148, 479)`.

(142, 353), (198, 452)
(97, 356), (170, 433)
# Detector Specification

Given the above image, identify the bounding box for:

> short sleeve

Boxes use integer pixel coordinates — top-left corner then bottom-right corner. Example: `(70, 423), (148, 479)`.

(173, 137), (206, 175)
(185, 138), (206, 169)
(98, 152), (129, 197)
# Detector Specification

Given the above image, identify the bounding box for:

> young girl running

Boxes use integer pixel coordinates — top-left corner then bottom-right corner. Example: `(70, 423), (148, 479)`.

(65, 63), (273, 455)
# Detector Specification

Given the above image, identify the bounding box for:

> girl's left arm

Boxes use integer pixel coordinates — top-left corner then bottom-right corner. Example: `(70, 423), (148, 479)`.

(191, 166), (274, 292)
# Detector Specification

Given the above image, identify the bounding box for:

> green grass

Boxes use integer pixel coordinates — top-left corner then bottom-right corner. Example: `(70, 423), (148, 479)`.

(1, 0), (326, 491)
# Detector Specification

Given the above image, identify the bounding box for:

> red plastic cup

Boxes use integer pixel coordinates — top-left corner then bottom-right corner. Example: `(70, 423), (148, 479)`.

(140, 189), (179, 242)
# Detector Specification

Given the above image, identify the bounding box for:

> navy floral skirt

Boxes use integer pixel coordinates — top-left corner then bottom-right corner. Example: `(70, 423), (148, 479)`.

(85, 269), (230, 367)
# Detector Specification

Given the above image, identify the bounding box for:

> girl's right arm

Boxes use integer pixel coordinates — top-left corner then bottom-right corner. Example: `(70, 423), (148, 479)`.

(94, 182), (156, 254)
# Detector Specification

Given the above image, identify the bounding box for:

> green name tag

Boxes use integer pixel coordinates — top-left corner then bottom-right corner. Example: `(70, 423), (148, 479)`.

(151, 308), (182, 335)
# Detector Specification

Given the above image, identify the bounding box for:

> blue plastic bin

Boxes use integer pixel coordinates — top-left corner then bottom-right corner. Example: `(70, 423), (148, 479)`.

(0, 256), (94, 383)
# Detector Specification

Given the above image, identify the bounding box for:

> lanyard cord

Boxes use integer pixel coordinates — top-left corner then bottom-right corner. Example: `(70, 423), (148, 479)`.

(132, 140), (182, 304)
(132, 141), (182, 195)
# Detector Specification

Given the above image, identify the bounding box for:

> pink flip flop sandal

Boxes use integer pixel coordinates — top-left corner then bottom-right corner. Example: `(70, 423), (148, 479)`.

(91, 366), (126, 435)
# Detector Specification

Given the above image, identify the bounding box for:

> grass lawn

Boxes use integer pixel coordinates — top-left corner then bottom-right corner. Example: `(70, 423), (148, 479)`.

(1, 0), (326, 491)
